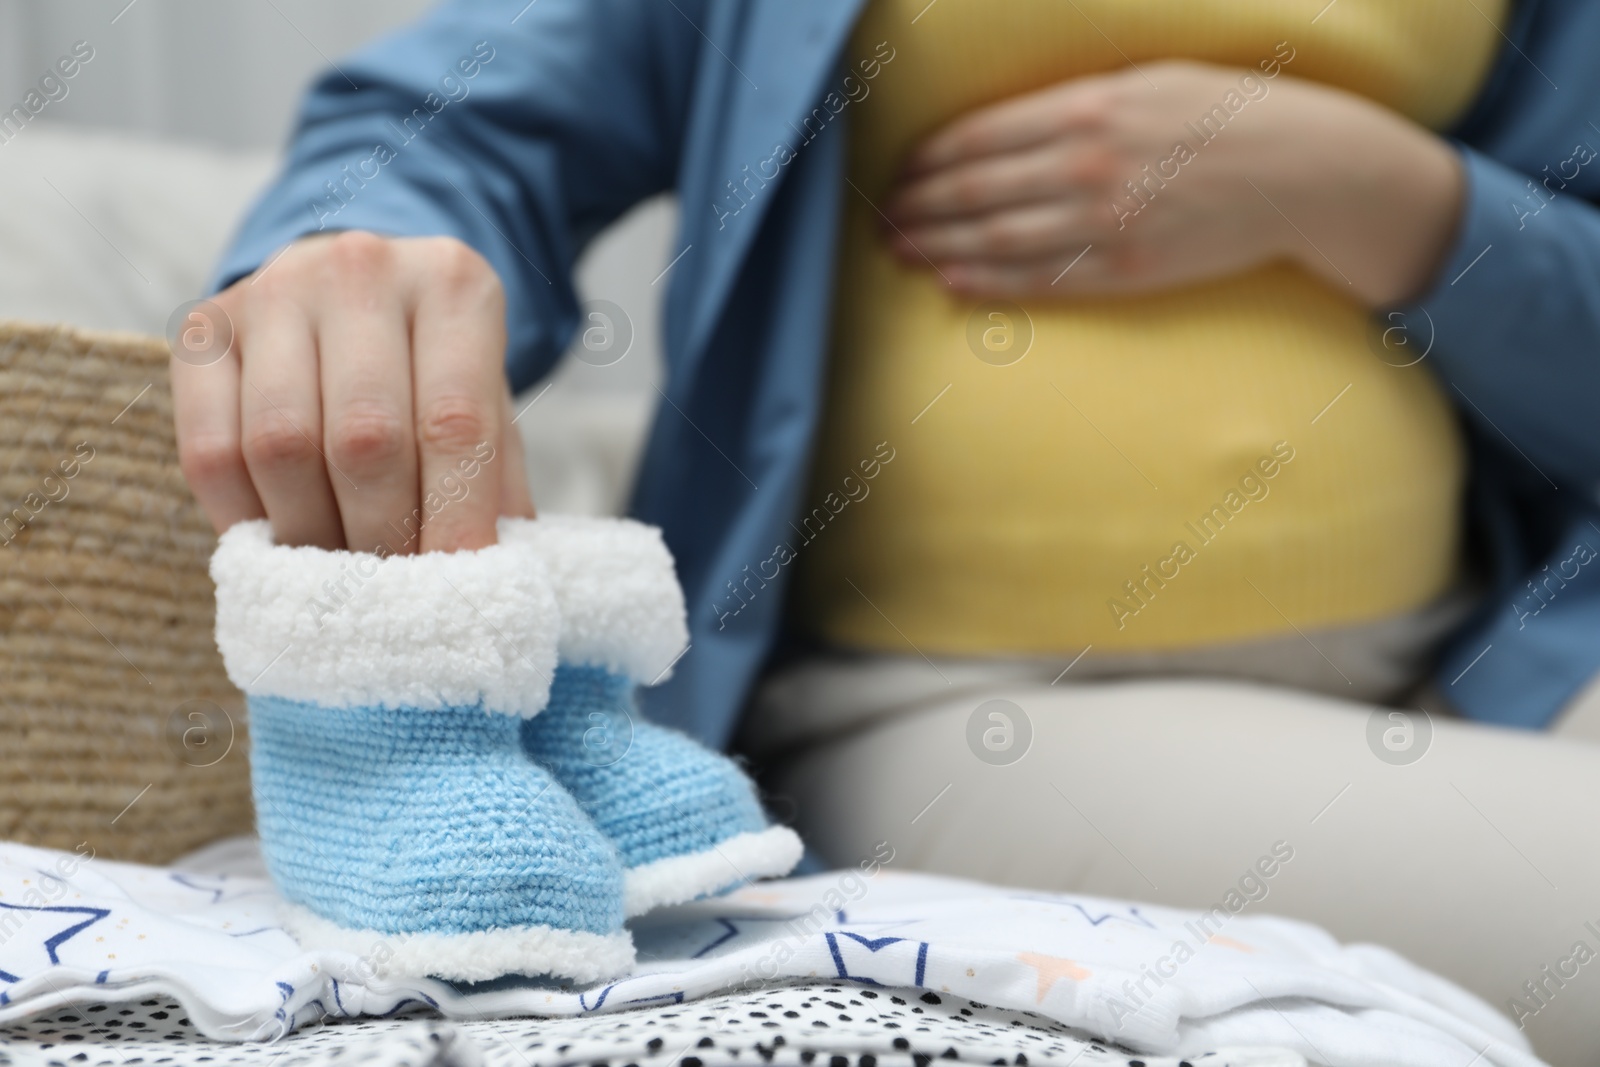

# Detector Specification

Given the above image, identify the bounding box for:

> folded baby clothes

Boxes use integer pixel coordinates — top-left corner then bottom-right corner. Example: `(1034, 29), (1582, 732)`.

(210, 518), (633, 984)
(509, 516), (802, 916)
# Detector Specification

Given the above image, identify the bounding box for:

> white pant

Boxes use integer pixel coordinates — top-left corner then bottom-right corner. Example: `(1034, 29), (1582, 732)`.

(748, 661), (1600, 1067)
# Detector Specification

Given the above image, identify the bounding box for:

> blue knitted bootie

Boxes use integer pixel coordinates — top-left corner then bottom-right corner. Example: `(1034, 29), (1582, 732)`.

(211, 519), (633, 983)
(507, 517), (802, 917)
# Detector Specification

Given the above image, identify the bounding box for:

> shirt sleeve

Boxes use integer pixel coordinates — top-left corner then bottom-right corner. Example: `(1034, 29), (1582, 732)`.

(208, 0), (703, 391)
(1388, 143), (1600, 494)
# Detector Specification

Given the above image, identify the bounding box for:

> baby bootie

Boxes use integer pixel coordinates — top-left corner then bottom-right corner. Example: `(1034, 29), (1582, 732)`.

(210, 518), (633, 984)
(508, 517), (802, 917)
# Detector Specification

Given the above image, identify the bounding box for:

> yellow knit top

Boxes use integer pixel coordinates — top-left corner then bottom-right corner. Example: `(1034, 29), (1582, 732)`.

(790, 0), (1505, 654)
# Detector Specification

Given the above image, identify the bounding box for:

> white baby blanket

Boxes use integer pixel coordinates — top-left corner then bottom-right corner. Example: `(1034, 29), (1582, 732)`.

(0, 838), (1540, 1067)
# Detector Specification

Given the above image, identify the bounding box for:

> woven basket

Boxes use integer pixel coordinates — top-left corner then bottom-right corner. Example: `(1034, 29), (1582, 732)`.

(0, 320), (253, 864)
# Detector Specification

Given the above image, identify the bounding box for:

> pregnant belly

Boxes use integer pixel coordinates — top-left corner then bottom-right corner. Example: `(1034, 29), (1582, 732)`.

(791, 241), (1465, 655)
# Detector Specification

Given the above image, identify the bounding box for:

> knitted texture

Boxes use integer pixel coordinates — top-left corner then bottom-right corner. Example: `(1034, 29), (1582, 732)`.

(252, 694), (624, 937)
(214, 519), (634, 983)
(521, 666), (770, 870)
(510, 510), (802, 915)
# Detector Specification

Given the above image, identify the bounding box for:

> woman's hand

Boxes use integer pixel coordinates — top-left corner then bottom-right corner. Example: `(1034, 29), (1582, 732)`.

(171, 231), (534, 556)
(884, 59), (1464, 308)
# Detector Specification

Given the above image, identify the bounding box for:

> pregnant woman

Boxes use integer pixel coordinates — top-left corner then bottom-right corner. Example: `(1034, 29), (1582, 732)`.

(189, 0), (1600, 1061)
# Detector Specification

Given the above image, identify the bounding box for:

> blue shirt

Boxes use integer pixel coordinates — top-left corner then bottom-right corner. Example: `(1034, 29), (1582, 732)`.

(214, 0), (1600, 746)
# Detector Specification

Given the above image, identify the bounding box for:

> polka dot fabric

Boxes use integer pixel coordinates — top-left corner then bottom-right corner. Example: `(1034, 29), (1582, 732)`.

(0, 843), (1535, 1067)
(0, 985), (1305, 1067)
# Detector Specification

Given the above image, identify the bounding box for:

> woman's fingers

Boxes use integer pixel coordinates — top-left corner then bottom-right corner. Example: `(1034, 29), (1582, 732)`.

(944, 256), (1099, 298)
(890, 141), (1120, 225)
(941, 243), (1169, 298)
(170, 305), (267, 535)
(237, 297), (345, 550)
(315, 234), (421, 556)
(901, 77), (1114, 177)
(886, 122), (1124, 275)
(894, 199), (1101, 264)
(407, 239), (511, 554)
(180, 233), (529, 556)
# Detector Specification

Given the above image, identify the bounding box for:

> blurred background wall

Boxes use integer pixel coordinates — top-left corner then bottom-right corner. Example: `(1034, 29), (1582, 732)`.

(0, 0), (672, 514)
(0, 0), (436, 148)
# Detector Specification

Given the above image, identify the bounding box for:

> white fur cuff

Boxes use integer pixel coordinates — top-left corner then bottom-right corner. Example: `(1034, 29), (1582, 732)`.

(501, 516), (689, 683)
(280, 903), (635, 984)
(210, 518), (559, 716)
(623, 826), (804, 917)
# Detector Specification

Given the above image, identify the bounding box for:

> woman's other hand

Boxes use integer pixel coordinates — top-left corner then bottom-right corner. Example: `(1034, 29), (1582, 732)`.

(884, 59), (1464, 307)
(171, 231), (535, 555)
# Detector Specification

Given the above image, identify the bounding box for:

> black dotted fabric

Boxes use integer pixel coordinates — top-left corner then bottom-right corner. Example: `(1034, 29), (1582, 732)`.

(0, 983), (1295, 1067)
